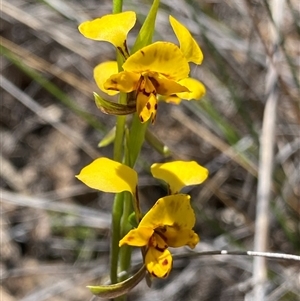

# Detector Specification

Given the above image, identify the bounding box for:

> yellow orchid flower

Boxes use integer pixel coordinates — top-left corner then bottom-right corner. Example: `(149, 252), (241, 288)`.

(78, 12), (206, 123)
(119, 194), (199, 278)
(76, 158), (208, 277)
(103, 41), (192, 123)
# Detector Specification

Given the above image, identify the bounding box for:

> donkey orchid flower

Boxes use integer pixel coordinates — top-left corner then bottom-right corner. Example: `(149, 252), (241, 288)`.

(79, 12), (206, 123)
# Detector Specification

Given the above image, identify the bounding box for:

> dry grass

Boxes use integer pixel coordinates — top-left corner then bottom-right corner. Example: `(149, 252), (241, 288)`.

(1, 0), (299, 300)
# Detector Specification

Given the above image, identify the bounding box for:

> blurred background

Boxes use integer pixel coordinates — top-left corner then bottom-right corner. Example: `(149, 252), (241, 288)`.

(1, 0), (299, 300)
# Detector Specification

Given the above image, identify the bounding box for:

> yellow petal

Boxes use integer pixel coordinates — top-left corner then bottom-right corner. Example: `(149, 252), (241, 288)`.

(169, 15), (203, 64)
(104, 71), (141, 93)
(151, 160), (209, 194)
(145, 247), (172, 278)
(151, 74), (189, 96)
(78, 11), (136, 56)
(119, 227), (153, 247)
(140, 194), (196, 230)
(137, 92), (157, 123)
(136, 76), (157, 123)
(176, 78), (206, 100)
(94, 61), (119, 96)
(123, 42), (190, 81)
(76, 157), (137, 196)
(158, 227), (199, 248)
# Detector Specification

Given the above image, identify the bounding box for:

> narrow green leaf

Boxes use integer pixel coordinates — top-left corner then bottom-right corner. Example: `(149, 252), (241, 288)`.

(127, 114), (149, 168)
(131, 0), (160, 53)
(88, 265), (146, 299)
(98, 126), (116, 148)
(94, 92), (136, 115)
(145, 129), (171, 156)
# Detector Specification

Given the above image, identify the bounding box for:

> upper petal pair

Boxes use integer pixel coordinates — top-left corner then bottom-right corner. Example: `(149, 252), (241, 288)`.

(79, 12), (203, 65)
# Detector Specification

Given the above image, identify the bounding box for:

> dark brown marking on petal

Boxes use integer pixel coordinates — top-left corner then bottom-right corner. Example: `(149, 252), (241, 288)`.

(141, 50), (145, 56)
(135, 186), (141, 221)
(154, 245), (166, 252)
(117, 46), (125, 58)
(162, 259), (168, 266)
(140, 116), (144, 122)
(150, 77), (160, 90)
(141, 89), (151, 97)
(154, 103), (158, 110)
(146, 102), (151, 110)
(151, 271), (157, 277)
(157, 226), (167, 233)
(155, 228), (168, 241)
(123, 40), (129, 58)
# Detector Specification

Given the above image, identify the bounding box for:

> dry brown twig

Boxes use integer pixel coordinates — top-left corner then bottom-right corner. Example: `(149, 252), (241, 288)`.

(250, 0), (284, 300)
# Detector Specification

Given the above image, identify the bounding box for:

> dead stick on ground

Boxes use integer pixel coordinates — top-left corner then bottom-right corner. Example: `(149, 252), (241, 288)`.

(252, 0), (283, 300)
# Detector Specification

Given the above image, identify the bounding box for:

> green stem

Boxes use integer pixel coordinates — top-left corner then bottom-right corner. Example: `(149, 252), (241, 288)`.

(110, 192), (124, 284)
(110, 0), (126, 289)
(117, 116), (148, 279)
(117, 117), (148, 279)
(119, 192), (133, 281)
(114, 114), (126, 162)
(111, 0), (155, 295)
(111, 96), (126, 287)
(113, 0), (123, 14)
